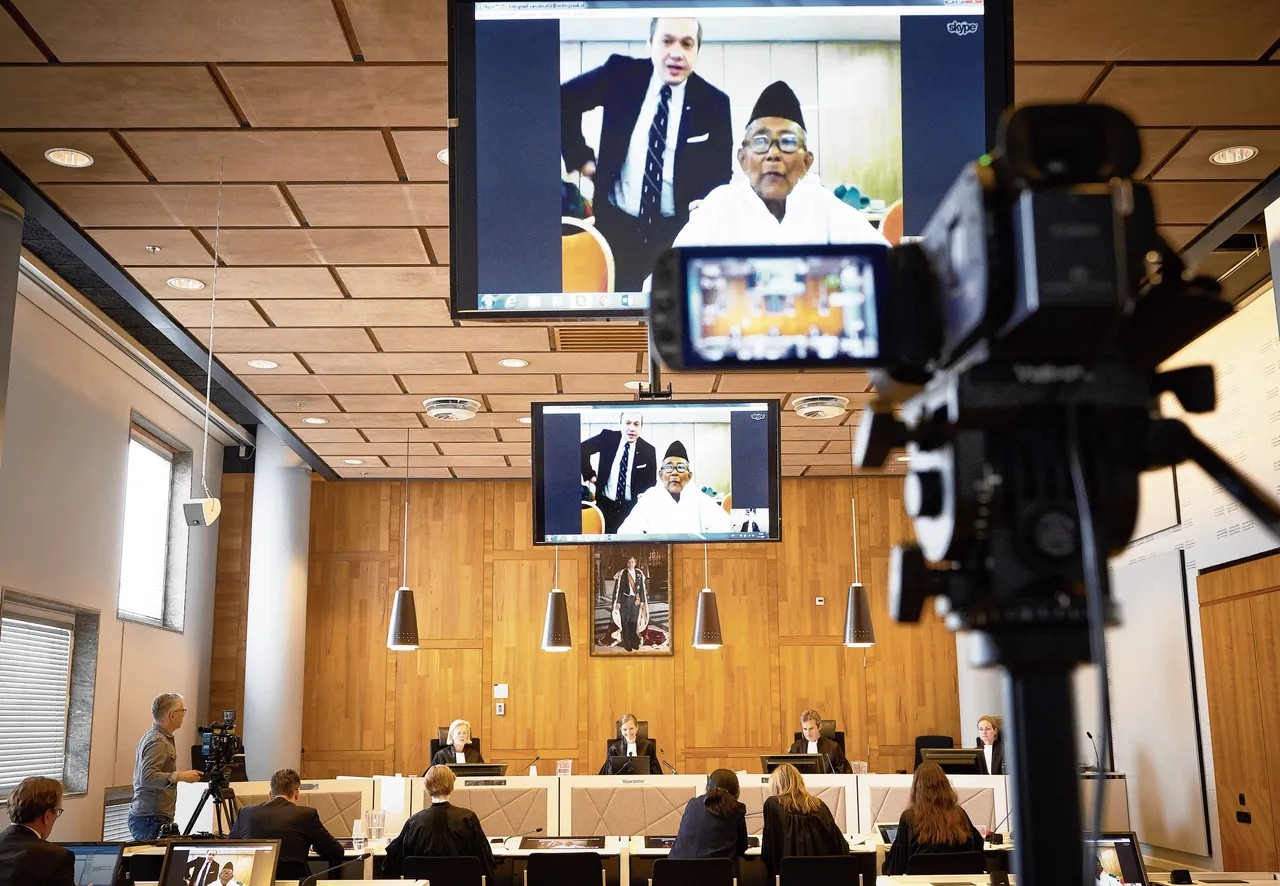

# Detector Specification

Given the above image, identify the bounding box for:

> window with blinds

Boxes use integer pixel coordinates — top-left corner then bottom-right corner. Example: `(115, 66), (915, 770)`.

(118, 426), (178, 626)
(0, 610), (74, 792)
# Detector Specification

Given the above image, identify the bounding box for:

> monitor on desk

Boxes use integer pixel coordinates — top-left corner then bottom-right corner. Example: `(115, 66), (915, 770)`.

(521, 836), (608, 849)
(645, 836), (677, 849)
(444, 762), (509, 777)
(156, 838), (280, 886)
(920, 747), (983, 774)
(876, 822), (900, 845)
(760, 753), (823, 774)
(58, 841), (123, 886)
(607, 755), (651, 775)
(1086, 831), (1150, 886)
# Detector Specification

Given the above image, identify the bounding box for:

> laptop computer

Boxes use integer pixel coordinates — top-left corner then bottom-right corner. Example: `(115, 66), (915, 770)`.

(607, 755), (650, 775)
(58, 841), (123, 886)
(156, 838), (281, 886)
(876, 822), (900, 845)
(1087, 831), (1150, 885)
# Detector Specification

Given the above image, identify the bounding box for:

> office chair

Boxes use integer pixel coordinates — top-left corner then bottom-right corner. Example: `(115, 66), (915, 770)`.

(778, 855), (871, 885)
(914, 734), (954, 769)
(562, 217), (615, 293)
(275, 859), (313, 881)
(791, 719), (847, 753)
(404, 855), (486, 885)
(651, 857), (735, 886)
(524, 850), (605, 886)
(880, 200), (904, 246)
(429, 727), (482, 762)
(582, 502), (605, 534)
(904, 851), (987, 874)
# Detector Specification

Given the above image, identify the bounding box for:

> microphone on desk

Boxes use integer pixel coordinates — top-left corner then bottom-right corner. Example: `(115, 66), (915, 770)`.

(502, 827), (545, 847)
(985, 808), (1014, 844)
(516, 755), (541, 776)
(1085, 731), (1103, 773)
(658, 747), (680, 775)
(301, 852), (371, 886)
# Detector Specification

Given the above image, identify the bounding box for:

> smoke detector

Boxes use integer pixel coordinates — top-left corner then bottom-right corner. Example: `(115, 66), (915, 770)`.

(423, 397), (481, 421)
(792, 394), (850, 420)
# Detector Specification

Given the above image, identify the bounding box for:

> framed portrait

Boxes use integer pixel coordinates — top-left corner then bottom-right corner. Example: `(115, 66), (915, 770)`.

(591, 543), (673, 656)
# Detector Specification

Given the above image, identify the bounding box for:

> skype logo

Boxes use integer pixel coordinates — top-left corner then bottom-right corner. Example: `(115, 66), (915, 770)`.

(947, 20), (979, 36)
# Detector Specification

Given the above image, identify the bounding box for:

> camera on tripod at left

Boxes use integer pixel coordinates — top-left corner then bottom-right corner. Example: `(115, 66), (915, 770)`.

(196, 708), (246, 786)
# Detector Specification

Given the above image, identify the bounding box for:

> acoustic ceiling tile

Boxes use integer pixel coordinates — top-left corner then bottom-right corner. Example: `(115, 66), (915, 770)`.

(94, 228), (212, 265)
(159, 299), (266, 328)
(301, 352), (473, 374)
(44, 183), (297, 227)
(217, 64), (447, 127)
(336, 266), (451, 299)
(1155, 129), (1280, 181)
(124, 129), (398, 182)
(391, 130), (450, 181)
(261, 297), (451, 327)
(221, 352), (310, 374)
(289, 183), (449, 226)
(0, 131), (146, 182)
(199, 228), (428, 265)
(189, 326), (376, 352)
(400, 375), (558, 395)
(1091, 65), (1280, 128)
(343, 0), (448, 61)
(127, 266), (344, 300)
(245, 374), (402, 395)
(0, 66), (239, 128)
(373, 326), (552, 352)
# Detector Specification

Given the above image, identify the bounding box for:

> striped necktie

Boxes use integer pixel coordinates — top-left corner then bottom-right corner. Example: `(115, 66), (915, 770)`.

(639, 84), (672, 224)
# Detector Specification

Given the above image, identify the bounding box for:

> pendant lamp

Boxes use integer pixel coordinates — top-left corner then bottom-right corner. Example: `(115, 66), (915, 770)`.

(692, 543), (723, 649)
(541, 546), (572, 652)
(387, 428), (420, 650)
(843, 494), (875, 647)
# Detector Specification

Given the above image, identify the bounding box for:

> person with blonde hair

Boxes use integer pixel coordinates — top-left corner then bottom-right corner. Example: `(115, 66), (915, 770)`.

(383, 765), (495, 879)
(882, 761), (984, 875)
(431, 719), (485, 766)
(975, 714), (1005, 775)
(600, 712), (662, 774)
(761, 762), (848, 877)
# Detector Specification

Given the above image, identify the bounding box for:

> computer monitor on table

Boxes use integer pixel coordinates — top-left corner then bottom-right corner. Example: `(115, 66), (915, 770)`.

(760, 753), (823, 774)
(920, 747), (983, 774)
(58, 842), (123, 886)
(876, 822), (900, 845)
(1086, 831), (1150, 886)
(445, 762), (509, 777)
(607, 756), (651, 776)
(156, 838), (280, 886)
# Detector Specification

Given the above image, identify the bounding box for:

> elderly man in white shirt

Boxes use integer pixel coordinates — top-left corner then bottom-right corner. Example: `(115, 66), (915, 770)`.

(670, 80), (888, 249)
(618, 440), (732, 537)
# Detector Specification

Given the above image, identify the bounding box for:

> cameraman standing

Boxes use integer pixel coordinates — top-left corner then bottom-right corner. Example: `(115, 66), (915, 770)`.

(128, 693), (202, 840)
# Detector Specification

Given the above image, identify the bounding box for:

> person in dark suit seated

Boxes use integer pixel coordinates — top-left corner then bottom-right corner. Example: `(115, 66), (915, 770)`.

(669, 769), (748, 861)
(599, 712), (662, 774)
(431, 719), (485, 767)
(975, 715), (1005, 775)
(787, 709), (852, 774)
(560, 18), (732, 291)
(882, 761), (985, 875)
(0, 776), (74, 886)
(580, 412), (658, 533)
(382, 765), (496, 880)
(229, 768), (345, 880)
(761, 763), (848, 879)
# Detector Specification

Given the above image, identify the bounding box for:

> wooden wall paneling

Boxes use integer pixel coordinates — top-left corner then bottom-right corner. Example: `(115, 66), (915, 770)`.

(1251, 592), (1280, 866)
(1200, 596), (1278, 870)
(777, 644), (871, 762)
(309, 478), (393, 554)
(587, 655), (677, 773)
(393, 648), (485, 775)
(778, 477), (855, 638)
(303, 557), (393, 754)
(406, 481), (485, 641)
(208, 474), (252, 721)
(1199, 552), (1280, 605)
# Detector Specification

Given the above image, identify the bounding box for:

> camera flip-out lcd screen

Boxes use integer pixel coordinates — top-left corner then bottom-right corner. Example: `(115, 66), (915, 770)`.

(686, 250), (884, 368)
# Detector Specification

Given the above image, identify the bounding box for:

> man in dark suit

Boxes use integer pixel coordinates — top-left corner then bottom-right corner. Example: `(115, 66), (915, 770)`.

(0, 776), (73, 886)
(787, 709), (852, 774)
(561, 17), (732, 290)
(610, 556), (649, 650)
(599, 713), (662, 774)
(382, 766), (495, 879)
(581, 411), (657, 533)
(229, 769), (345, 881)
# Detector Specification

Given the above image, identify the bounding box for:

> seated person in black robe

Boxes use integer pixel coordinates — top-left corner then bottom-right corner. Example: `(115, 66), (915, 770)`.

(786, 709), (852, 774)
(669, 769), (749, 861)
(882, 761), (985, 875)
(761, 762), (848, 878)
(431, 718), (485, 767)
(598, 712), (663, 774)
(382, 765), (496, 879)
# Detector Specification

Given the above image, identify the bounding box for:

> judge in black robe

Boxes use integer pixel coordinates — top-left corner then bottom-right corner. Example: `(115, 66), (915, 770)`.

(881, 808), (985, 875)
(786, 734), (852, 774)
(598, 736), (663, 774)
(431, 718), (486, 768)
(382, 770), (496, 879)
(760, 793), (848, 878)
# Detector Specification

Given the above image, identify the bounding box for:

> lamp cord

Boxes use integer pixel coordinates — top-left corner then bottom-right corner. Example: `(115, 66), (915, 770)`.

(851, 496), (861, 585)
(554, 545), (560, 588)
(198, 158), (224, 499)
(402, 428), (409, 581)
(702, 542), (709, 588)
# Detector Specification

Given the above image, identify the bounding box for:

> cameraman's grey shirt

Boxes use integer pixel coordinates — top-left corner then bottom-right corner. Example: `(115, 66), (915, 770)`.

(130, 723), (177, 819)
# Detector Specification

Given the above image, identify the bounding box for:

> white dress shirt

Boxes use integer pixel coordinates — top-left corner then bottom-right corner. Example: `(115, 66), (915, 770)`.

(627, 741), (638, 757)
(807, 740), (819, 754)
(984, 743), (993, 773)
(614, 74), (686, 217)
(455, 749), (467, 764)
(617, 485), (733, 536)
(605, 439), (635, 501)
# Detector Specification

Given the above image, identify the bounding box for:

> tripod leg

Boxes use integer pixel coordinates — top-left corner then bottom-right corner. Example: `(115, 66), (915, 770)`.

(184, 788), (211, 836)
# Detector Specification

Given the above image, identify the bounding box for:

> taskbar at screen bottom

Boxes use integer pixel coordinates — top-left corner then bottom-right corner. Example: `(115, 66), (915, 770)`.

(546, 531), (770, 543)
(476, 291), (648, 312)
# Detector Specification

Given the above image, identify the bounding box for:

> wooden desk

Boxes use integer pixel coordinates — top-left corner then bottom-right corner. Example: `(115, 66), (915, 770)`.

(490, 835), (627, 886)
(625, 833), (876, 886)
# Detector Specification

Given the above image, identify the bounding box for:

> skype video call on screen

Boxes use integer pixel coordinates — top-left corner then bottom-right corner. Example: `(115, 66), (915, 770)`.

(449, 0), (998, 319)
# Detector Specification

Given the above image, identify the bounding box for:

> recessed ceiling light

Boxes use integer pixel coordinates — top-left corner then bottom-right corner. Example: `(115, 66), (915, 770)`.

(623, 380), (644, 390)
(436, 147), (450, 165)
(44, 148), (94, 168)
(303, 417), (328, 425)
(165, 276), (205, 291)
(1209, 145), (1259, 166)
(498, 358), (529, 368)
(144, 245), (162, 254)
(246, 359), (279, 370)
(516, 416), (532, 425)
(342, 458), (365, 466)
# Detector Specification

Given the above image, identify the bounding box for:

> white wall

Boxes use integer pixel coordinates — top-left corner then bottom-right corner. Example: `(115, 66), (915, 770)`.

(0, 274), (225, 840)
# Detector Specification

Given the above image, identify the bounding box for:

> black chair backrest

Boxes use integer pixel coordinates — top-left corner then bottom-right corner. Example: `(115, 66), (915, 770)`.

(905, 851), (987, 874)
(403, 855), (485, 885)
(652, 857), (734, 886)
(615, 719), (649, 740)
(778, 855), (867, 885)
(914, 734), (954, 768)
(525, 850), (602, 885)
(429, 726), (482, 761)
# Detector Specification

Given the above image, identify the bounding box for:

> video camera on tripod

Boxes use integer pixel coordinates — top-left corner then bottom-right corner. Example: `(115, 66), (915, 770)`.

(650, 103), (1280, 885)
(184, 708), (247, 835)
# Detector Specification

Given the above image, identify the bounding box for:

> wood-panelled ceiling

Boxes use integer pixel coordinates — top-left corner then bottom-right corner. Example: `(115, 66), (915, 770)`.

(1, 0), (1275, 478)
